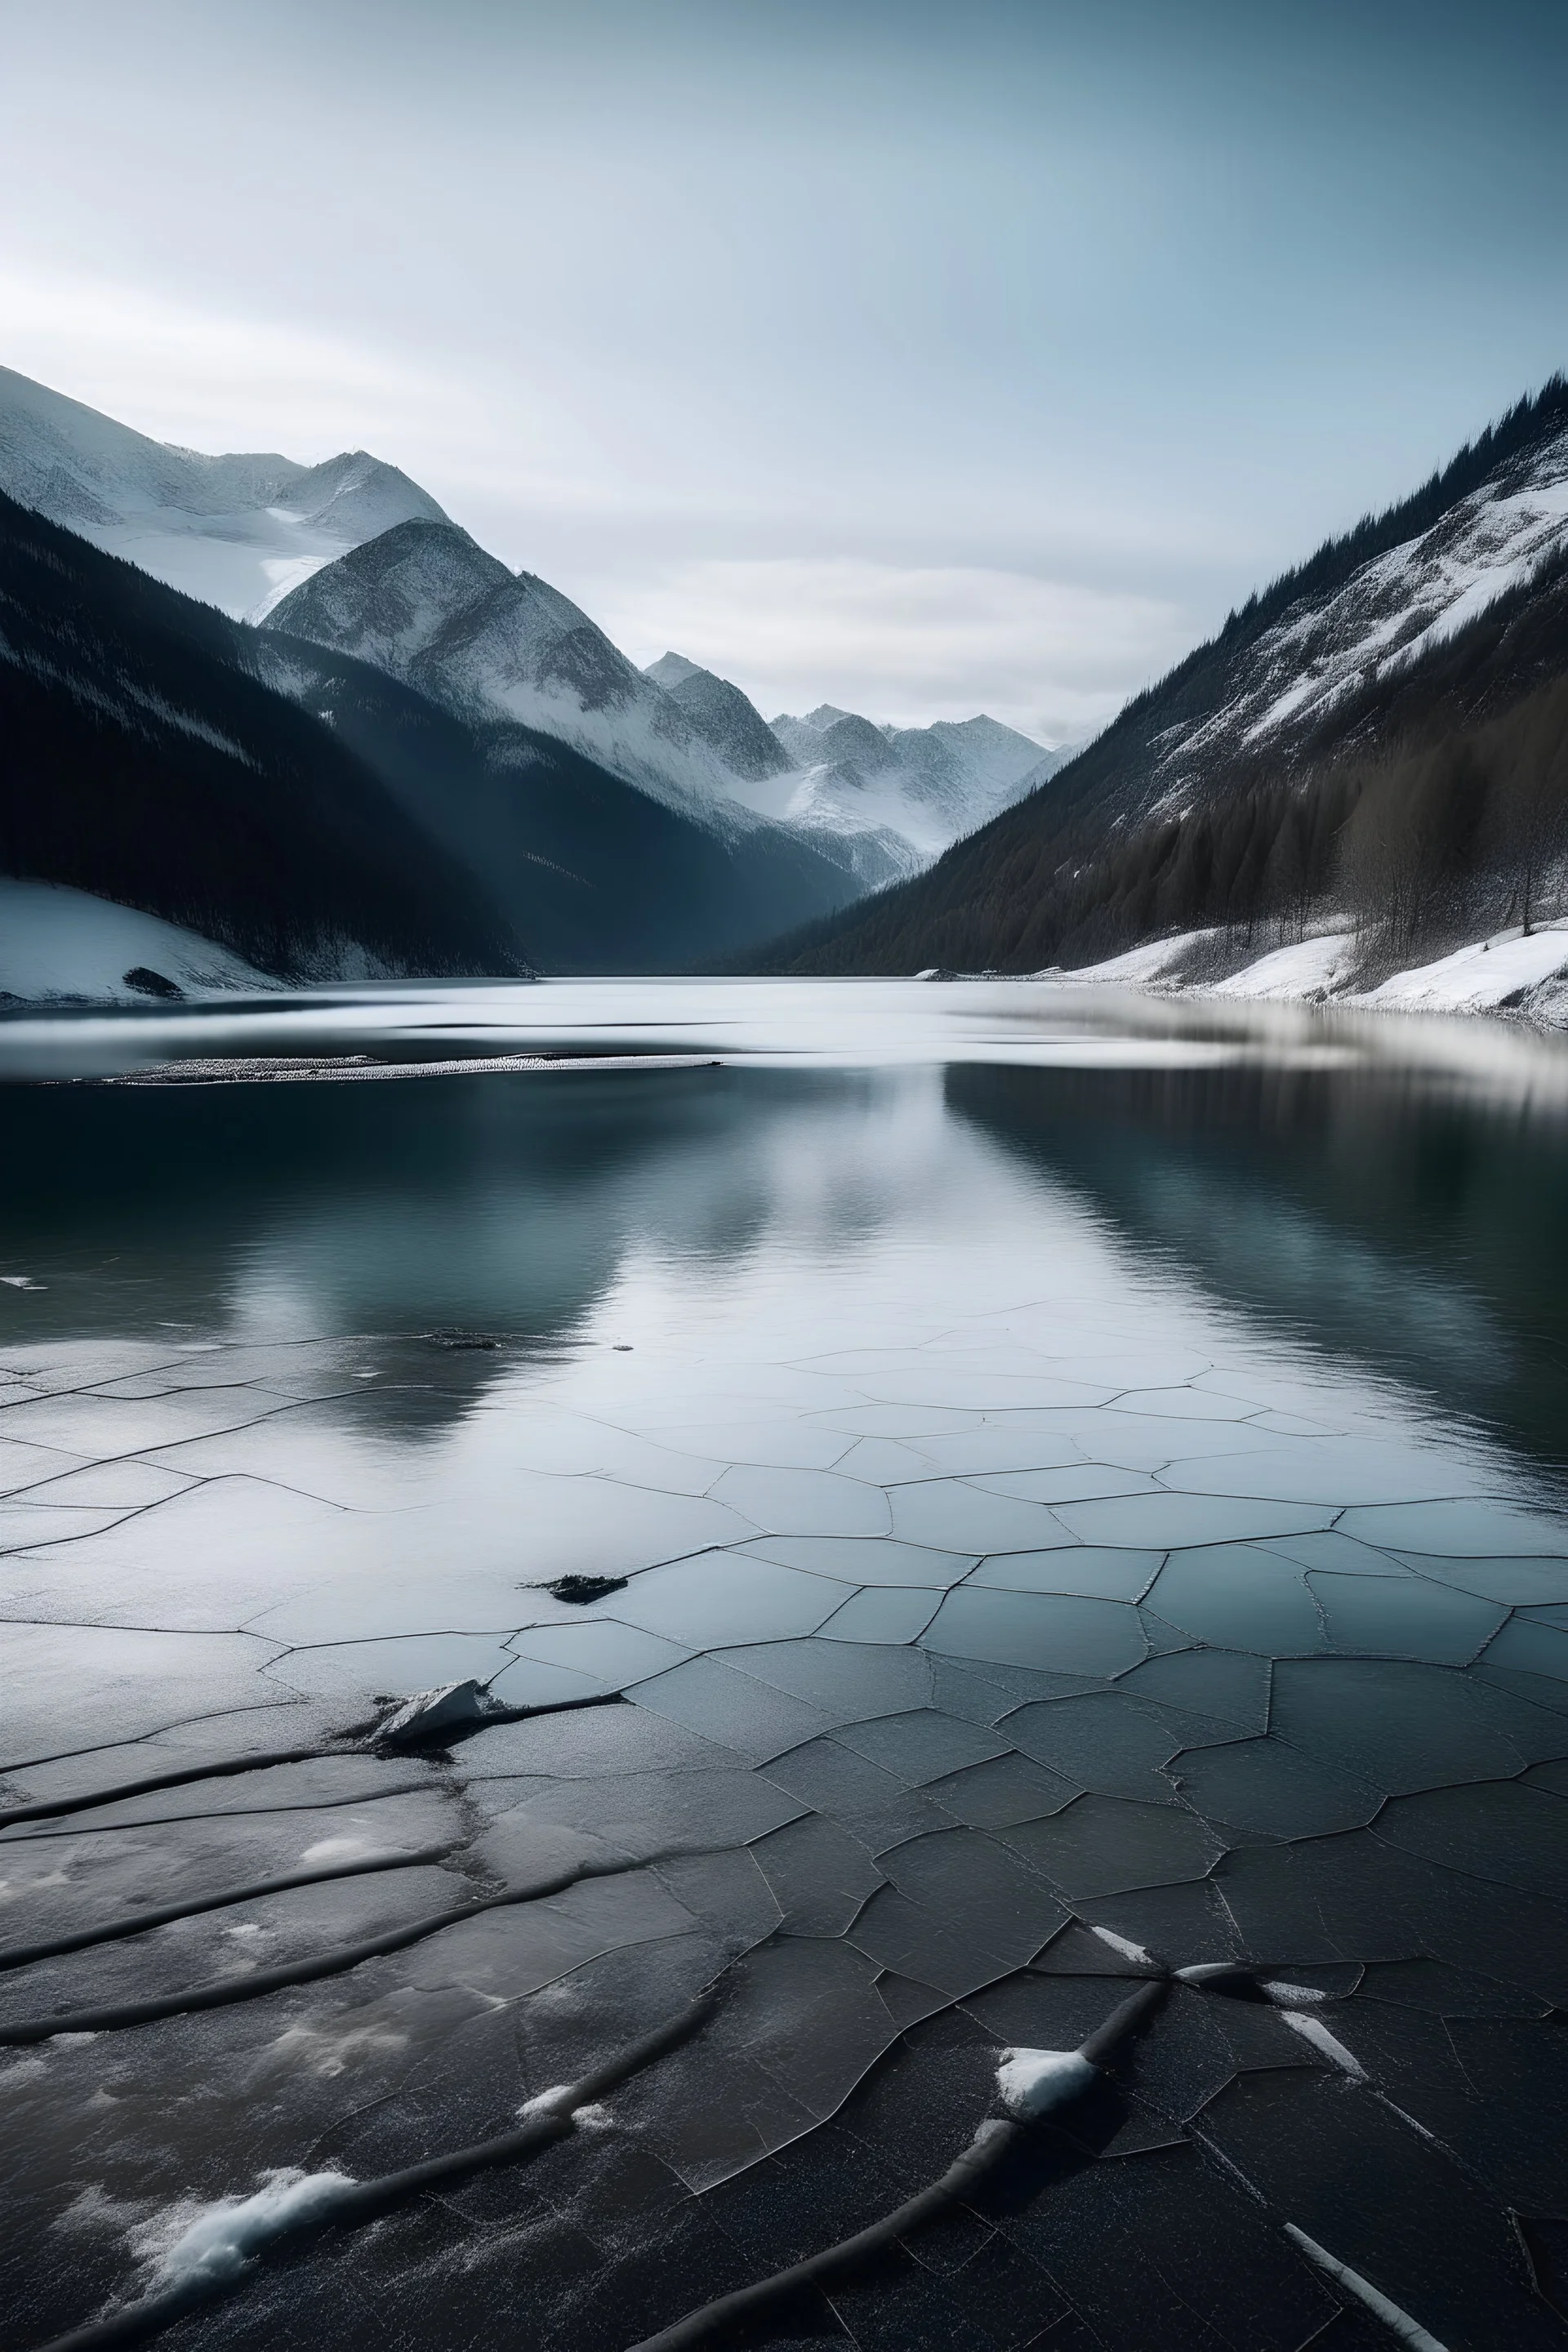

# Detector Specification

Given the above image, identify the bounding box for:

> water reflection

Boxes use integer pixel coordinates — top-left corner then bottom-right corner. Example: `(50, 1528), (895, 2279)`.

(949, 1061), (1568, 1479)
(6, 1017), (1567, 1481)
(0, 1068), (792, 1340)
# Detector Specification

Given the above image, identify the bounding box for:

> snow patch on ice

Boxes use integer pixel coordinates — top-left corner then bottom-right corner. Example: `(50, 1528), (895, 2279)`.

(298, 1835), (383, 1866)
(260, 2017), (410, 2078)
(129, 2168), (359, 2289)
(1280, 2010), (1365, 2078)
(1088, 1924), (1155, 1966)
(1284, 2224), (1452, 2350)
(519, 2083), (575, 2118)
(995, 2047), (1098, 2119)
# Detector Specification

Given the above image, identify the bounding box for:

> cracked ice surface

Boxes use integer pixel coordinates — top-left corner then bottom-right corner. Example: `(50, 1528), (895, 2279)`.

(2, 993), (1568, 2351)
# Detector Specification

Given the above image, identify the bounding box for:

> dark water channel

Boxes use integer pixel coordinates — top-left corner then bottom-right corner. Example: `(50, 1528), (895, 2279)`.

(2, 980), (1566, 2352)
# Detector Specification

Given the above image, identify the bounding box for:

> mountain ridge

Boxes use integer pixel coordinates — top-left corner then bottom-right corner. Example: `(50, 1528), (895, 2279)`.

(0, 364), (445, 622)
(0, 486), (523, 982)
(0, 372), (1055, 888)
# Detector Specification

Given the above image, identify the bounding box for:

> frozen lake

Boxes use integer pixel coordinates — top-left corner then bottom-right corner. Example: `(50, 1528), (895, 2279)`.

(3, 980), (1568, 2352)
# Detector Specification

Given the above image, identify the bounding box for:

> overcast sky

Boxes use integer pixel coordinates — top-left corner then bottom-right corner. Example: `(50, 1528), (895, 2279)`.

(2, 0), (1565, 740)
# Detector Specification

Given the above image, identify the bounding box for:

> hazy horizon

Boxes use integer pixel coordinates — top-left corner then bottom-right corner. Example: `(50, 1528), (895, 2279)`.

(2, 0), (1565, 740)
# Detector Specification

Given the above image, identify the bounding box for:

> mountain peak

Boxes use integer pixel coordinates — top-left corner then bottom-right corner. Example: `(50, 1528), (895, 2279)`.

(644, 650), (703, 689)
(0, 366), (453, 621)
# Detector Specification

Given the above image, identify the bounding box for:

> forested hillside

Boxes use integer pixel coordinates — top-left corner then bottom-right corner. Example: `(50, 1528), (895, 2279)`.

(764, 381), (1568, 977)
(0, 490), (523, 978)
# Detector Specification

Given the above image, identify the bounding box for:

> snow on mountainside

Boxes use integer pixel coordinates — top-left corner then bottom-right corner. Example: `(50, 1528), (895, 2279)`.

(760, 697), (1058, 859)
(1143, 407), (1568, 809)
(271, 545), (906, 887)
(777, 377), (1568, 984)
(269, 523), (775, 831)
(635, 660), (1056, 862)
(644, 652), (794, 781)
(0, 367), (445, 621)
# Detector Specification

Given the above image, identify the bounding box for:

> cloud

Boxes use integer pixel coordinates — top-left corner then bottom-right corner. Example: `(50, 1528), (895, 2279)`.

(0, 258), (1197, 731)
(599, 556), (1194, 740)
(0, 261), (501, 472)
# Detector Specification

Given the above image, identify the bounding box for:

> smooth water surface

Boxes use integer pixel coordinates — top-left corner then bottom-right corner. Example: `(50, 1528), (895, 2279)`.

(3, 981), (1567, 2352)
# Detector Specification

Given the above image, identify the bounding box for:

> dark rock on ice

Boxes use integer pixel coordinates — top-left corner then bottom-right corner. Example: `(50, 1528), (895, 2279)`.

(546, 1573), (630, 1604)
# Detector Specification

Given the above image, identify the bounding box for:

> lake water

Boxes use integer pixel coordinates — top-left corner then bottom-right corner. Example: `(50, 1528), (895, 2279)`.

(3, 980), (1568, 2352)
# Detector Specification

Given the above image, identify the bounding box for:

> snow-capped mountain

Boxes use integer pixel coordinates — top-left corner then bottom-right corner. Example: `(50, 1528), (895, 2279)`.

(0, 483), (523, 984)
(0, 366), (445, 622)
(639, 664), (1056, 862)
(0, 364), (1057, 896)
(764, 702), (1058, 857)
(267, 520), (770, 831)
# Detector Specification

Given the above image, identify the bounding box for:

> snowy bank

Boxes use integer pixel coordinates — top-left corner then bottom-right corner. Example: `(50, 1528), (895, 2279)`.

(1357, 924), (1568, 1013)
(1038, 920), (1568, 1025)
(0, 880), (273, 1004)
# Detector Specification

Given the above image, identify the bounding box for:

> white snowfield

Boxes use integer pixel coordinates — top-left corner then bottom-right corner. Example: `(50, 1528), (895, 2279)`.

(1207, 932), (1358, 1000)
(1040, 932), (1219, 987)
(1358, 924), (1568, 1012)
(728, 702), (1058, 865)
(0, 880), (273, 1002)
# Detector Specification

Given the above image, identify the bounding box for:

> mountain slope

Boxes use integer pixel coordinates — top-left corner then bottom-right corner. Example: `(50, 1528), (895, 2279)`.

(0, 365), (1060, 957)
(770, 378), (1568, 975)
(269, 523), (766, 823)
(0, 488), (522, 978)
(0, 366), (445, 621)
(275, 532), (1050, 881)
(630, 660), (1056, 862)
(644, 652), (793, 781)
(256, 626), (890, 972)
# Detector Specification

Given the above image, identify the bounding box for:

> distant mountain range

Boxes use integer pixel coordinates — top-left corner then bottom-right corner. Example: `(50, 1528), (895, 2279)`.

(267, 523), (1056, 880)
(0, 368), (1058, 984)
(770, 377), (1568, 978)
(11, 360), (1558, 1001)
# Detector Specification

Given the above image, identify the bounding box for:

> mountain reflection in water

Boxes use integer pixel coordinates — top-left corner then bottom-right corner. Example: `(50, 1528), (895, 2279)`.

(3, 1011), (1566, 1477)
(949, 1058), (1568, 1481)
